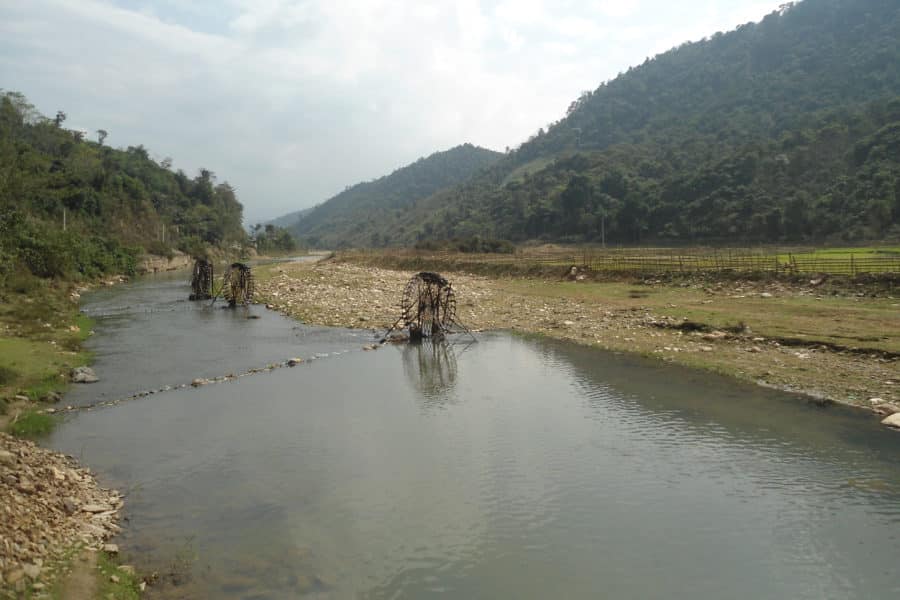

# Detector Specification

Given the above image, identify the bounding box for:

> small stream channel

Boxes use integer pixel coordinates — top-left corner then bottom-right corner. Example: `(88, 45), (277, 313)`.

(46, 269), (900, 599)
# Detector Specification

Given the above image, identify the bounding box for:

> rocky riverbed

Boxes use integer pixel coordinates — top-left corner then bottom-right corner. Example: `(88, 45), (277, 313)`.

(255, 259), (898, 417)
(0, 432), (122, 596)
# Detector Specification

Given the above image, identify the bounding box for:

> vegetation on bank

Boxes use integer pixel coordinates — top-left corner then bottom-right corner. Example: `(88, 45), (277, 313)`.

(0, 277), (92, 433)
(251, 223), (298, 254)
(0, 89), (247, 285)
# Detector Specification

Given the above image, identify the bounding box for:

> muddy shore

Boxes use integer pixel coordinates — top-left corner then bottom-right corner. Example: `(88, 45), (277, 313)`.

(255, 259), (898, 418)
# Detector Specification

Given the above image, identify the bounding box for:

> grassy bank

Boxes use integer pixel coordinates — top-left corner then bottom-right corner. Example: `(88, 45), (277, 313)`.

(255, 256), (898, 413)
(0, 273), (93, 433)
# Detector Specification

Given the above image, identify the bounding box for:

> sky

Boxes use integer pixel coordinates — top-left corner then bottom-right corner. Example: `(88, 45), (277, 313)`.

(0, 0), (782, 224)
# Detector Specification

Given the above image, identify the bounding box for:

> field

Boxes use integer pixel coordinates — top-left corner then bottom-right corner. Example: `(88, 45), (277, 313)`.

(344, 245), (900, 278)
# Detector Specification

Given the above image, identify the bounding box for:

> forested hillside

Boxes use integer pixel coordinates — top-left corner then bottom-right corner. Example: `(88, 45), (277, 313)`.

(287, 144), (501, 248)
(0, 91), (246, 281)
(313, 0), (900, 247)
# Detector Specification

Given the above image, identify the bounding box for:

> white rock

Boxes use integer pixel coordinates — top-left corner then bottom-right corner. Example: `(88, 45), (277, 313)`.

(881, 414), (900, 429)
(23, 563), (41, 579)
(71, 366), (99, 383)
(0, 450), (16, 466)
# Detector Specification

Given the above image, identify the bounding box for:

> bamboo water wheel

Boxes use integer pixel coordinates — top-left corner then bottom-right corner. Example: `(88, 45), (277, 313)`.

(399, 272), (458, 340)
(222, 262), (255, 307)
(189, 258), (214, 301)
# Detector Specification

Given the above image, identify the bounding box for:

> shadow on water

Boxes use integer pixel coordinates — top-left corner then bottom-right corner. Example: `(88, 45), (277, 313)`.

(44, 274), (900, 599)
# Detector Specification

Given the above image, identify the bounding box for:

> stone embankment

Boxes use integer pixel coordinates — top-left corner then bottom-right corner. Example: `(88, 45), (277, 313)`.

(0, 432), (122, 596)
(255, 260), (898, 418)
(135, 251), (192, 275)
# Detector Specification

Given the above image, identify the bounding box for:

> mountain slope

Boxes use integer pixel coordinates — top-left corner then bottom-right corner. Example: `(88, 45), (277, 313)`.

(287, 144), (501, 248)
(380, 0), (900, 246)
(402, 0), (900, 243)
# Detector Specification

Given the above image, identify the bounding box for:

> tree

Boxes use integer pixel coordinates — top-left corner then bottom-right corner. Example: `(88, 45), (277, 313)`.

(97, 129), (107, 145)
(54, 110), (66, 127)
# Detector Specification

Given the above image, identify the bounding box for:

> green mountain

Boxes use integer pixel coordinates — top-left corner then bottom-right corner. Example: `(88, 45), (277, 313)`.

(287, 144), (502, 248)
(265, 206), (313, 230)
(0, 91), (246, 281)
(337, 0), (900, 247)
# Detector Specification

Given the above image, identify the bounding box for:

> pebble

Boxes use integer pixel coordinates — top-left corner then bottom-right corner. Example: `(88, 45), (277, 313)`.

(0, 432), (121, 592)
(0, 450), (16, 466)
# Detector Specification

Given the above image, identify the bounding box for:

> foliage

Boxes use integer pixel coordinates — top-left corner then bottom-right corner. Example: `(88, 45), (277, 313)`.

(0, 91), (246, 282)
(289, 144), (502, 248)
(251, 223), (297, 254)
(414, 236), (515, 253)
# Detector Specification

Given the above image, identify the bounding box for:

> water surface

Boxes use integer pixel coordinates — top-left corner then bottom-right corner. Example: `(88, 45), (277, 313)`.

(48, 272), (900, 599)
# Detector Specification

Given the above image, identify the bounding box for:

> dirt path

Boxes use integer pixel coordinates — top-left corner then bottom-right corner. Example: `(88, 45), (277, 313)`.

(56, 550), (98, 600)
(254, 259), (898, 420)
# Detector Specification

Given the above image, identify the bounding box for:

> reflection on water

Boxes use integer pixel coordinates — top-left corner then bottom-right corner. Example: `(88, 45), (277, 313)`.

(45, 277), (900, 599)
(400, 339), (470, 406)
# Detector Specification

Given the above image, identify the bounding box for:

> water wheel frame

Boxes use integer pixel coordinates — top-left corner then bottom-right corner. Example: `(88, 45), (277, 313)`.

(400, 272), (457, 339)
(222, 262), (255, 307)
(189, 258), (214, 301)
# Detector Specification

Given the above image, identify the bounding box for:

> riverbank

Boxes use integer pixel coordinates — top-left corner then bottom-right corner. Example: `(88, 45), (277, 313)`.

(254, 257), (898, 418)
(0, 273), (137, 597)
(0, 433), (124, 596)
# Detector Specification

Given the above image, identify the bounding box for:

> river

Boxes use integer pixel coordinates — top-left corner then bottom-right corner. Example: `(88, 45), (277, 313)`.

(46, 269), (900, 599)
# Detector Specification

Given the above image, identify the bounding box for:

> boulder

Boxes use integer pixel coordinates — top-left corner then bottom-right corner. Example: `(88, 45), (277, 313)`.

(881, 413), (900, 429)
(874, 403), (900, 417)
(71, 367), (99, 384)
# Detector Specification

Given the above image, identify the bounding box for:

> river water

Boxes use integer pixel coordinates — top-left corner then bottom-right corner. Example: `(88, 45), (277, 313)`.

(46, 270), (900, 599)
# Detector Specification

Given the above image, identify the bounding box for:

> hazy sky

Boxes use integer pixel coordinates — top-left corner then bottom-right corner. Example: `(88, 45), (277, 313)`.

(1, 0), (781, 224)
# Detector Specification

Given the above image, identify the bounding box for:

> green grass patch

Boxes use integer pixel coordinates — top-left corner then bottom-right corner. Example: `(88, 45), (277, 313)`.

(0, 364), (19, 385)
(97, 552), (142, 599)
(0, 337), (71, 396)
(8, 409), (57, 437)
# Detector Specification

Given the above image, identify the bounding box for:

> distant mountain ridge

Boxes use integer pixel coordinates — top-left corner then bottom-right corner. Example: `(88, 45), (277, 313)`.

(285, 144), (502, 248)
(285, 0), (900, 247)
(265, 206), (313, 229)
